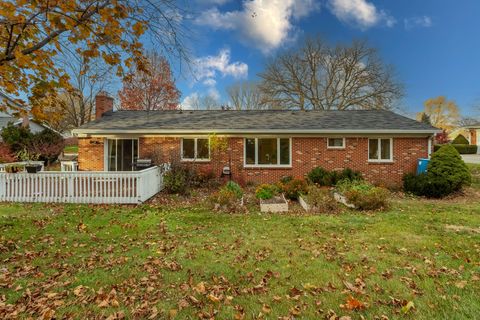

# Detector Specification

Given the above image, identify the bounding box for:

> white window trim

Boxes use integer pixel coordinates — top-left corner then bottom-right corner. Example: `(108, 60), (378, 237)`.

(368, 138), (394, 163)
(181, 138), (211, 162)
(327, 137), (346, 149)
(105, 138), (139, 171)
(243, 137), (292, 168)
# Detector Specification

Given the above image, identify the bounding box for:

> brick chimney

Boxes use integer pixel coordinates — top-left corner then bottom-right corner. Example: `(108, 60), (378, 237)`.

(95, 91), (114, 120)
(21, 114), (30, 127)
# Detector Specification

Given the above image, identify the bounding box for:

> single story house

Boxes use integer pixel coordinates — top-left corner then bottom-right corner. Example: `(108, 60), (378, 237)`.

(0, 112), (51, 140)
(72, 94), (439, 187)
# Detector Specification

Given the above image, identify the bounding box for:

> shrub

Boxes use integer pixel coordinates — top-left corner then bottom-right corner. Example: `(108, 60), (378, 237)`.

(307, 166), (363, 186)
(0, 142), (16, 163)
(0, 125), (64, 164)
(207, 182), (244, 213)
(403, 173), (453, 198)
(303, 185), (339, 213)
(337, 180), (389, 210)
(281, 178), (308, 200)
(207, 189), (242, 213)
(452, 144), (477, 154)
(224, 181), (243, 199)
(338, 168), (363, 182)
(279, 175), (293, 184)
(452, 134), (469, 145)
(255, 184), (279, 200)
(428, 145), (471, 191)
(307, 167), (334, 186)
(164, 166), (189, 194)
(190, 167), (216, 187)
(434, 144), (477, 154)
(30, 129), (64, 164)
(0, 123), (33, 153)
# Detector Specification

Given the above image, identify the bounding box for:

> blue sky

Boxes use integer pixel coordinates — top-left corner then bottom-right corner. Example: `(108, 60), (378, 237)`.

(171, 0), (480, 117)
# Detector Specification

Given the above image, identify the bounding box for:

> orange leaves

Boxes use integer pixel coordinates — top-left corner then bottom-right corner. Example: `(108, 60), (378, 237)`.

(102, 52), (121, 66)
(0, 0), (185, 117)
(132, 21), (147, 36)
(118, 52), (180, 110)
(343, 295), (366, 311)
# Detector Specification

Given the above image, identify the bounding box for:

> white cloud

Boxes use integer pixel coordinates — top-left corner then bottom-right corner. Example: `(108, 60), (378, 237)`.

(328, 0), (395, 29)
(180, 92), (200, 110)
(194, 48), (248, 84)
(202, 78), (217, 86)
(196, 0), (231, 5)
(207, 87), (220, 100)
(195, 0), (320, 53)
(404, 16), (432, 30)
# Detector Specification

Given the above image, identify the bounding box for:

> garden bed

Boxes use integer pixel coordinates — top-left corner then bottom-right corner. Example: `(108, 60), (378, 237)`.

(260, 194), (288, 213)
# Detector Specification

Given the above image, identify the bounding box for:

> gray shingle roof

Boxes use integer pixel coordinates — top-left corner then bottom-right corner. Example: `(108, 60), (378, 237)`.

(0, 115), (14, 130)
(73, 110), (439, 134)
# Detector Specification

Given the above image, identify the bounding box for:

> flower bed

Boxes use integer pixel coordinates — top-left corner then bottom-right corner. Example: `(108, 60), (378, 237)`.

(260, 194), (288, 213)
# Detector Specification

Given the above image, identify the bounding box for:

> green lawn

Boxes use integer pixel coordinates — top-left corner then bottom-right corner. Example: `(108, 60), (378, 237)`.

(63, 145), (78, 154)
(1, 196), (479, 319)
(467, 163), (480, 188)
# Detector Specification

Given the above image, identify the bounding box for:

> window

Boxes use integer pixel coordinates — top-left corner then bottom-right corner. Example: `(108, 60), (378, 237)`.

(106, 139), (138, 171)
(368, 138), (393, 162)
(181, 138), (210, 161)
(244, 138), (291, 167)
(327, 137), (345, 149)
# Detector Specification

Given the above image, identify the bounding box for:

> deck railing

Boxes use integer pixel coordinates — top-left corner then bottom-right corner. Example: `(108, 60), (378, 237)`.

(0, 166), (163, 204)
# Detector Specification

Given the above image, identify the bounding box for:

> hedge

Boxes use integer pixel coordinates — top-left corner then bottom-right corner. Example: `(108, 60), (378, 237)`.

(433, 144), (477, 154)
(452, 134), (469, 145)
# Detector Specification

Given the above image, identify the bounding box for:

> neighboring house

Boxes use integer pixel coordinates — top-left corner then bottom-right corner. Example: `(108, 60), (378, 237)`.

(465, 123), (480, 154)
(0, 112), (51, 141)
(72, 95), (439, 187)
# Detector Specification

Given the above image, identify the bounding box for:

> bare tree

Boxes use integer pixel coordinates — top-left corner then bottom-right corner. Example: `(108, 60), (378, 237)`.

(201, 95), (220, 110)
(258, 38), (403, 110)
(181, 93), (221, 110)
(458, 117), (479, 127)
(40, 50), (114, 132)
(227, 81), (265, 110)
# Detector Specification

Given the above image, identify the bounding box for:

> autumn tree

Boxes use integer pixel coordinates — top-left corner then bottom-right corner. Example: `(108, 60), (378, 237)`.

(119, 52), (180, 110)
(0, 0), (187, 115)
(227, 81), (264, 110)
(417, 96), (460, 131)
(258, 38), (403, 110)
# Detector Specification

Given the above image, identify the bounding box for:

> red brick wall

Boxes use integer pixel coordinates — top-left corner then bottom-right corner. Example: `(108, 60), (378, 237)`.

(78, 137), (104, 171)
(470, 129), (477, 145)
(78, 136), (428, 187)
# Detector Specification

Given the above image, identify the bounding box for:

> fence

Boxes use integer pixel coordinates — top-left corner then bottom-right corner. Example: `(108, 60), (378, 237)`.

(0, 166), (163, 204)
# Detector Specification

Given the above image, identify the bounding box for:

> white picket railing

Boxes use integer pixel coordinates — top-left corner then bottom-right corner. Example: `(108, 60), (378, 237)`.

(0, 166), (163, 204)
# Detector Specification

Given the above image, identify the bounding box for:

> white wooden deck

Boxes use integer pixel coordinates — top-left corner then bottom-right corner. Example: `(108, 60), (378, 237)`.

(0, 166), (163, 204)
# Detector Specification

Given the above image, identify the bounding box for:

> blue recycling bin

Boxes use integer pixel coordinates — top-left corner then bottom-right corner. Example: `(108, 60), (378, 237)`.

(416, 158), (430, 175)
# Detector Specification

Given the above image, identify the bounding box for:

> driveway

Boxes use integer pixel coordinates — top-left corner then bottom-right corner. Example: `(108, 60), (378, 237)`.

(462, 154), (480, 164)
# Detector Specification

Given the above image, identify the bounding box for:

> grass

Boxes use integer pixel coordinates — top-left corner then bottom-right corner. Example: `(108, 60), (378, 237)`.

(63, 145), (78, 154)
(467, 163), (480, 188)
(1, 196), (479, 319)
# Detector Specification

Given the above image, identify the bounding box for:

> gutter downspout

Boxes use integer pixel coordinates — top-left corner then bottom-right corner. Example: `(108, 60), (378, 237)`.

(428, 135), (433, 158)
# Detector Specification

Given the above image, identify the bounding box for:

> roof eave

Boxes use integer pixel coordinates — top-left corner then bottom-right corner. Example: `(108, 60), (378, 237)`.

(72, 128), (441, 135)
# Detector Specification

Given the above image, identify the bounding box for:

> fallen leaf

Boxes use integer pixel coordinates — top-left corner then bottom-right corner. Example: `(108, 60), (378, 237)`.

(344, 296), (365, 311)
(207, 294), (220, 303)
(401, 301), (415, 314)
(455, 281), (467, 289)
(262, 304), (271, 314)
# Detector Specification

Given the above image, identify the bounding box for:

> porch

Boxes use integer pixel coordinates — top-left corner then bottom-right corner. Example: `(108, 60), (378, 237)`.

(0, 166), (164, 204)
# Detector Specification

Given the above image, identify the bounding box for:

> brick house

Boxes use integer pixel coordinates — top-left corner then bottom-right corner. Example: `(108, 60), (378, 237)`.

(465, 123), (480, 154)
(72, 94), (439, 187)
